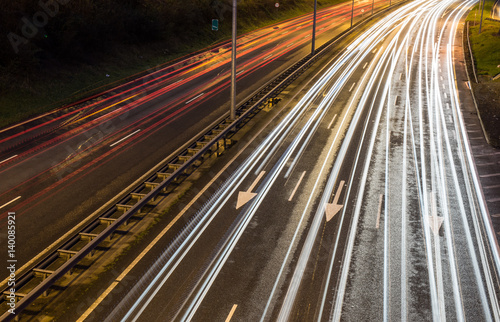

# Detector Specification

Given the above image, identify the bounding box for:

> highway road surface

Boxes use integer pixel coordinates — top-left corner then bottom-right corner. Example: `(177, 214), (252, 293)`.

(93, 0), (500, 321)
(0, 0), (395, 282)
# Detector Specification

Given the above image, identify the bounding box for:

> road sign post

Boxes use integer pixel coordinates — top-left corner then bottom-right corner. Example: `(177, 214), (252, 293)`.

(479, 0), (485, 33)
(312, 0), (317, 55)
(230, 0), (237, 120)
(351, 0), (355, 27)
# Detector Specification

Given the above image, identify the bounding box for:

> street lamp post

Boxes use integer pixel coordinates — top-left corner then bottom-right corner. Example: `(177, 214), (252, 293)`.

(312, 0), (317, 55)
(230, 0), (237, 120)
(479, 0), (485, 34)
(351, 0), (355, 27)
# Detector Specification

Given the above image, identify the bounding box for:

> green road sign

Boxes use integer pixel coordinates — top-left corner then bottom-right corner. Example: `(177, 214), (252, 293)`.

(212, 19), (219, 31)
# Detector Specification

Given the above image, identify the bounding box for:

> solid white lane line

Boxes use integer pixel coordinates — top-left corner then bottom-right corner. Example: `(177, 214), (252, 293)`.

(288, 171), (306, 201)
(349, 82), (356, 92)
(225, 304), (238, 322)
(109, 129), (141, 147)
(376, 194), (383, 229)
(327, 114), (338, 129)
(0, 155), (18, 165)
(0, 196), (21, 210)
(185, 93), (205, 104)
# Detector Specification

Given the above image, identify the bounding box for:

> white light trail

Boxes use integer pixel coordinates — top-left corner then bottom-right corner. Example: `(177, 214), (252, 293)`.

(116, 1), (500, 321)
(122, 22), (384, 320)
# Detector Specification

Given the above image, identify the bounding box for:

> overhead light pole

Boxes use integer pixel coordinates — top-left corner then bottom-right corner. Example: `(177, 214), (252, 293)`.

(479, 0), (485, 34)
(312, 0), (317, 55)
(230, 0), (237, 120)
(351, 0), (355, 27)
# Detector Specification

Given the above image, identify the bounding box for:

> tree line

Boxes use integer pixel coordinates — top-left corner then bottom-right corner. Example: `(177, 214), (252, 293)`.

(0, 0), (335, 85)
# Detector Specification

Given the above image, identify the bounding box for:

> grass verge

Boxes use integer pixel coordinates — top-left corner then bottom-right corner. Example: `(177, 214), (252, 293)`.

(466, 1), (500, 147)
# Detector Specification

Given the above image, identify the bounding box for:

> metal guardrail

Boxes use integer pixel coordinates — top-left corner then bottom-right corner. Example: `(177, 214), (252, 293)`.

(466, 21), (479, 83)
(0, 3), (405, 320)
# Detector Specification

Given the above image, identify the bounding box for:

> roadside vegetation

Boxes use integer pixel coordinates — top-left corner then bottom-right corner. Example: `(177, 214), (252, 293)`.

(0, 0), (348, 128)
(466, 0), (500, 147)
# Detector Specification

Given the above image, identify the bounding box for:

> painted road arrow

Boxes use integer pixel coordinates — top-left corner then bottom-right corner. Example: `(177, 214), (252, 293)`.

(325, 180), (345, 222)
(236, 171), (266, 209)
(429, 192), (444, 236)
(428, 216), (444, 236)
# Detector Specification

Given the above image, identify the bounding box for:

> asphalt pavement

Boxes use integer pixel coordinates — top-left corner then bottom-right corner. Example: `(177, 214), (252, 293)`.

(93, 1), (500, 321)
(0, 1), (369, 282)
